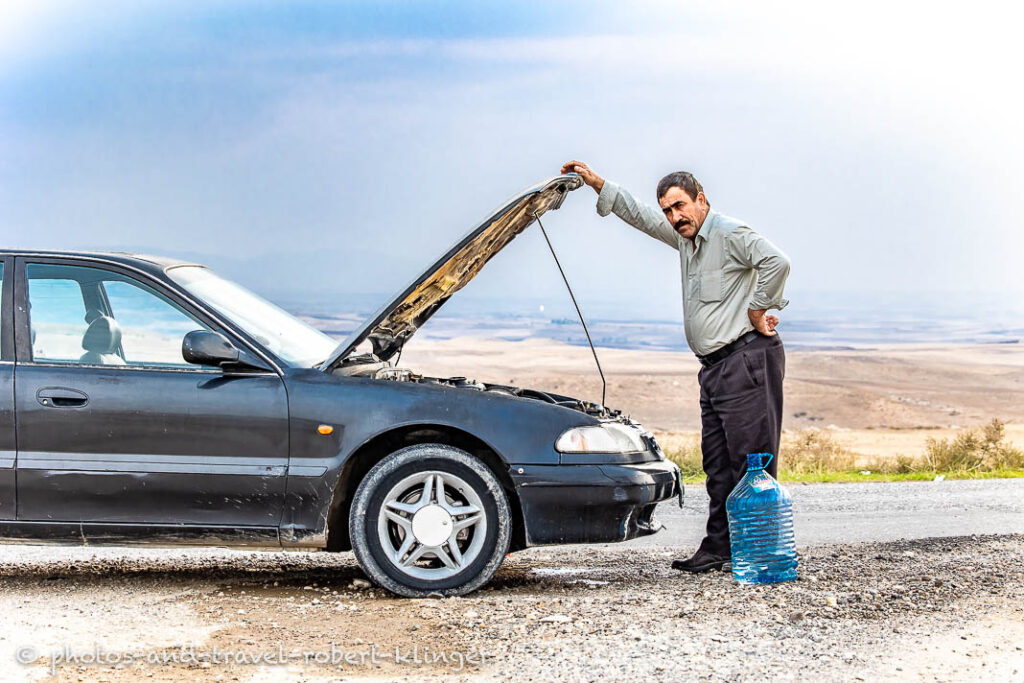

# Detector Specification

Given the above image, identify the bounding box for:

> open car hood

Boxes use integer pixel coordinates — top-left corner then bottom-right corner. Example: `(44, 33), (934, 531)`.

(321, 174), (583, 371)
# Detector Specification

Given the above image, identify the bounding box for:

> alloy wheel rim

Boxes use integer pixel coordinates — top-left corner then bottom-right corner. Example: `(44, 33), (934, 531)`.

(376, 471), (486, 580)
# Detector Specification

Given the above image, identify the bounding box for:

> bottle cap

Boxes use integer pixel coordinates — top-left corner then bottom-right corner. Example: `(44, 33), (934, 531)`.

(746, 453), (774, 470)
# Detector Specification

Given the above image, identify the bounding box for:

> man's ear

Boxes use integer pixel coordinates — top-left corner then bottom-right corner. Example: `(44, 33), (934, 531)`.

(696, 191), (708, 208)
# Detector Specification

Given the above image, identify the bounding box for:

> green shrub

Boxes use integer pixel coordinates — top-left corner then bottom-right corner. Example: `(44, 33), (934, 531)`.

(661, 437), (704, 479)
(658, 419), (1022, 481)
(662, 428), (860, 479)
(779, 429), (857, 476)
(922, 419), (1024, 472)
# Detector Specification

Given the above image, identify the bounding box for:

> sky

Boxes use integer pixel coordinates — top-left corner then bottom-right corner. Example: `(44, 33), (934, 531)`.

(2, 1), (1023, 323)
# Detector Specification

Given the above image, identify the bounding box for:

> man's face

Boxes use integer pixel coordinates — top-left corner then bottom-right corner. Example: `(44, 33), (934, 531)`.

(659, 186), (708, 239)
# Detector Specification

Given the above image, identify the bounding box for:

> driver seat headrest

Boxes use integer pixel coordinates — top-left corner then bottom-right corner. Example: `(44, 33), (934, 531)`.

(80, 315), (125, 365)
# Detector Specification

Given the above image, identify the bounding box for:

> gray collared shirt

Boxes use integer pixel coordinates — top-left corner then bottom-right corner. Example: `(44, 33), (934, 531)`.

(596, 180), (791, 357)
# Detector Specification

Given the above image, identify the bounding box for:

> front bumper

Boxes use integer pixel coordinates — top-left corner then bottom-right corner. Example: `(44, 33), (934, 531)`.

(510, 459), (682, 546)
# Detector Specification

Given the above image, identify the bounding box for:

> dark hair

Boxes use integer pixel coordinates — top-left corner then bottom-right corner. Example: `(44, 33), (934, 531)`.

(656, 171), (708, 206)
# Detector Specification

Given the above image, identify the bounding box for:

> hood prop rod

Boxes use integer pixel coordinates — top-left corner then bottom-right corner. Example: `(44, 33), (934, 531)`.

(533, 211), (607, 408)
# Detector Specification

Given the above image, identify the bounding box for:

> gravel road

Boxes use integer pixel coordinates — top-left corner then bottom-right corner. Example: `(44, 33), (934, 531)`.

(632, 477), (1024, 548)
(0, 480), (1020, 682)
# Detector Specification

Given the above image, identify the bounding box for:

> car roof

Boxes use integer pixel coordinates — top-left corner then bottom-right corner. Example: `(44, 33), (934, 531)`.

(0, 249), (201, 277)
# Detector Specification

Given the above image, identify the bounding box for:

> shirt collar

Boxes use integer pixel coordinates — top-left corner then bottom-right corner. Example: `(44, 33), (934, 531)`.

(695, 209), (715, 243)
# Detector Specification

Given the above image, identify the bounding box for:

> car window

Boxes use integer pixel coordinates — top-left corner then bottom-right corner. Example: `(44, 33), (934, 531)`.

(27, 263), (211, 368)
(103, 280), (212, 367)
(27, 277), (89, 362)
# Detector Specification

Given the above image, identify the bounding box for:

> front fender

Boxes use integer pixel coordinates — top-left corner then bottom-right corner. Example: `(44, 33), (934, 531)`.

(277, 369), (602, 546)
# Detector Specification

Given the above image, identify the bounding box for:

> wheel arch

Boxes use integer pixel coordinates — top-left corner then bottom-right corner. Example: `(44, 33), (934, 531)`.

(324, 423), (527, 552)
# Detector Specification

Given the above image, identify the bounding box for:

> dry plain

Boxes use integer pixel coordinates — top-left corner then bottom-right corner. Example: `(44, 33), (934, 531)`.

(402, 337), (1024, 461)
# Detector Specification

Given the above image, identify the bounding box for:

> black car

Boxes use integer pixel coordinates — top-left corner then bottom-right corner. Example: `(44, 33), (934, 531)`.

(0, 175), (681, 596)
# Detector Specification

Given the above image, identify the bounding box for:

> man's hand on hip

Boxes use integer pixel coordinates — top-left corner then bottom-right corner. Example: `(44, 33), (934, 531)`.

(561, 160), (604, 194)
(748, 308), (780, 336)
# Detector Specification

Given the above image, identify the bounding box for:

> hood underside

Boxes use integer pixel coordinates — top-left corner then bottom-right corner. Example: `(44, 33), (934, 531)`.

(322, 174), (583, 370)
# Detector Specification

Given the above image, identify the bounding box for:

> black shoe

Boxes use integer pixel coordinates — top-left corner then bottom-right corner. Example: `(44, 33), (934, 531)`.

(671, 549), (730, 573)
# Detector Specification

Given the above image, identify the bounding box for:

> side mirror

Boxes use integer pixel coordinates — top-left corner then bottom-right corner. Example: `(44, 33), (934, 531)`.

(182, 330), (269, 371)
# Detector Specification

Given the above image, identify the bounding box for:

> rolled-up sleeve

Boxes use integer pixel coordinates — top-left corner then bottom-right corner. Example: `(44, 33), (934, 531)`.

(596, 180), (679, 250)
(727, 225), (791, 311)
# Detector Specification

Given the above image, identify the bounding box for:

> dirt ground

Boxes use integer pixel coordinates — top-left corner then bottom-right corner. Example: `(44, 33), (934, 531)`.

(1, 535), (1021, 682)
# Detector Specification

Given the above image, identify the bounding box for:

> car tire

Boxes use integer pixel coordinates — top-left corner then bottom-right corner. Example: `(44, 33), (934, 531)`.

(349, 443), (511, 597)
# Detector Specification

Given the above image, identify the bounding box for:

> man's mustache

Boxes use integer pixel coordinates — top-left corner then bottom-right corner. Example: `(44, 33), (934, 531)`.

(674, 219), (691, 231)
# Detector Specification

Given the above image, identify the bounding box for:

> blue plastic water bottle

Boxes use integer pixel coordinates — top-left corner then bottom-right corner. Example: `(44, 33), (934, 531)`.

(725, 453), (798, 584)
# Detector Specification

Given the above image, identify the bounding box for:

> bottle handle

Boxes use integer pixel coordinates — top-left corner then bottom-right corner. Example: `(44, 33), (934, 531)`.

(761, 453), (774, 470)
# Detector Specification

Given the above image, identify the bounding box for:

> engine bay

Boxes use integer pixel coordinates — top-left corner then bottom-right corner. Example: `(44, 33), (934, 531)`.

(333, 354), (619, 418)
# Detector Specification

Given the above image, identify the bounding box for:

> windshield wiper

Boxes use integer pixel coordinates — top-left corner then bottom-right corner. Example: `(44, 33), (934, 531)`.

(533, 211), (607, 408)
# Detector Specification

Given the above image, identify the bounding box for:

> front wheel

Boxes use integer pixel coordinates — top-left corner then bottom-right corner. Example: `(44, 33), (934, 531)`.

(349, 444), (512, 597)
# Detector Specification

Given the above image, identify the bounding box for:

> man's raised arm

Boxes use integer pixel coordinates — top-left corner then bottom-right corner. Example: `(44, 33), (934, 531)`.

(561, 160), (679, 250)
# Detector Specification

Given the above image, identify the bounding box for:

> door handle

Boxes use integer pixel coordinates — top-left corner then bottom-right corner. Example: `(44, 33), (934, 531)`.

(37, 387), (89, 408)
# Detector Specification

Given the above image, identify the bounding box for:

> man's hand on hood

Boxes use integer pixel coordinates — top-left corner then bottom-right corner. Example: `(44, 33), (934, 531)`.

(561, 160), (605, 194)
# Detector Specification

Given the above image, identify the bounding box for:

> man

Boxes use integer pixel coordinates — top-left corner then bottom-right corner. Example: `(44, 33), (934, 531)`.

(560, 160), (791, 573)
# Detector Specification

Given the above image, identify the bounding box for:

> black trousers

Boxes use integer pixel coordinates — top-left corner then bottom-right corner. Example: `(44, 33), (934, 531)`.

(696, 333), (785, 557)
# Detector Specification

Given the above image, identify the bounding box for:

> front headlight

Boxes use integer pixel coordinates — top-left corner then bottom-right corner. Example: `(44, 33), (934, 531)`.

(555, 423), (647, 453)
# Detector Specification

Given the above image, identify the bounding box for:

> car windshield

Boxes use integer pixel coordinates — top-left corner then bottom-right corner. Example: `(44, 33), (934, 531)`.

(167, 265), (337, 367)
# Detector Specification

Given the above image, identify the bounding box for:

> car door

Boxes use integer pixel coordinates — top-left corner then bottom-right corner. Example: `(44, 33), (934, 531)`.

(0, 257), (14, 520)
(13, 257), (290, 530)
